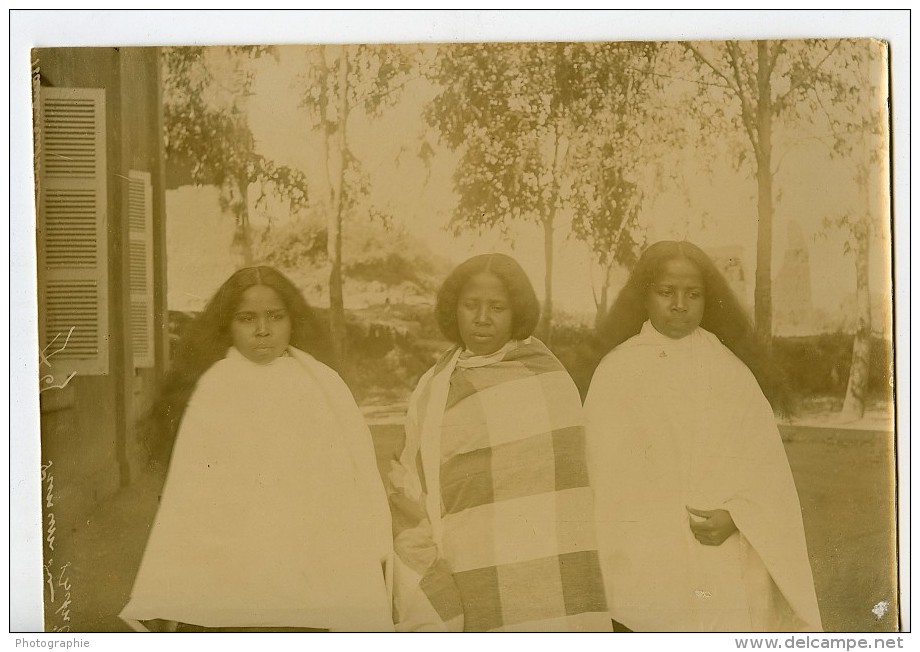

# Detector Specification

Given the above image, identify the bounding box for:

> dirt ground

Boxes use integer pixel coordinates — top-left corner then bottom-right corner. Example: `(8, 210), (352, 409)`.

(50, 422), (899, 633)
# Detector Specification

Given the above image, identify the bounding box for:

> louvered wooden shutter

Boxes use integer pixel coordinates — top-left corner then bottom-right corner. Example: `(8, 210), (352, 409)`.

(128, 170), (154, 368)
(38, 87), (108, 375)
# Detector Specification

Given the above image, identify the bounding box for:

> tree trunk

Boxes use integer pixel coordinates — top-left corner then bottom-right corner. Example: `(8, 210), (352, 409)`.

(539, 213), (554, 344)
(753, 41), (774, 350)
(841, 214), (872, 420)
(595, 284), (609, 331)
(594, 260), (614, 330)
(226, 175), (252, 267)
(327, 46), (349, 366)
(539, 109), (567, 345)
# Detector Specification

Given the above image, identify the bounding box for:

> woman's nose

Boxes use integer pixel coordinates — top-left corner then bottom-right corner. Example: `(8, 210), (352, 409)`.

(255, 317), (270, 335)
(673, 293), (687, 311)
(475, 306), (490, 323)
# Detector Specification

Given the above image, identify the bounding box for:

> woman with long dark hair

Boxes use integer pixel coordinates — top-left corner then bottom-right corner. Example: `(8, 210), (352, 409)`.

(121, 266), (393, 632)
(585, 241), (821, 632)
(149, 266), (336, 463)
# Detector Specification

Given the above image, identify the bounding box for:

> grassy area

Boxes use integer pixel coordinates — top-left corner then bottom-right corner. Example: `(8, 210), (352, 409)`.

(781, 425), (899, 632)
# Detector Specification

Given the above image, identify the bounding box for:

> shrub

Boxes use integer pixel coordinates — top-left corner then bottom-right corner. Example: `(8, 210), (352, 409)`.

(773, 333), (893, 402)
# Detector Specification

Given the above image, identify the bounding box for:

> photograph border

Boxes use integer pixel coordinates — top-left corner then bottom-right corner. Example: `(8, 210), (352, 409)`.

(9, 7), (912, 640)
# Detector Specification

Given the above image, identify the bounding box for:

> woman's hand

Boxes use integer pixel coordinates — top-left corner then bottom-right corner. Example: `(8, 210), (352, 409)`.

(686, 506), (737, 546)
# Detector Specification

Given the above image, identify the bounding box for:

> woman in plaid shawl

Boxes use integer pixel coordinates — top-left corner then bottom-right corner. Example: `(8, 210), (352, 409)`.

(387, 254), (610, 632)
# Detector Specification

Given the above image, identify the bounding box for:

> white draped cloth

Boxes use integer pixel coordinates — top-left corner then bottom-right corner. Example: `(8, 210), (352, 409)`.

(120, 347), (394, 631)
(585, 322), (822, 632)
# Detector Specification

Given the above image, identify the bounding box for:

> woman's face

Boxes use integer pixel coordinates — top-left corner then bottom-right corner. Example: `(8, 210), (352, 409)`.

(645, 257), (705, 339)
(230, 284), (292, 364)
(457, 271), (514, 355)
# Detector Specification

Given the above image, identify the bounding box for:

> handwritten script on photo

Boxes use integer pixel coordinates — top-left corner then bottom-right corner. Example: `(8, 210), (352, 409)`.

(41, 460), (73, 632)
(39, 327), (76, 393)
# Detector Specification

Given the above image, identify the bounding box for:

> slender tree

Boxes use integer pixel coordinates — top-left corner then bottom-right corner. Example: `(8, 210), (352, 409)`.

(569, 140), (644, 327)
(567, 43), (661, 324)
(298, 44), (415, 361)
(817, 40), (890, 419)
(680, 39), (844, 346)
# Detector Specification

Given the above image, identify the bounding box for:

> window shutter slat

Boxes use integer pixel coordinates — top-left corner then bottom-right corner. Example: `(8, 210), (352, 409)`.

(39, 87), (108, 376)
(128, 170), (154, 368)
(43, 96), (100, 179)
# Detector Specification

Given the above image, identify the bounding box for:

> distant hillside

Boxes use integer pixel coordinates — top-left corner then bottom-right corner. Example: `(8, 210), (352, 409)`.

(166, 184), (454, 312)
(167, 185), (892, 339)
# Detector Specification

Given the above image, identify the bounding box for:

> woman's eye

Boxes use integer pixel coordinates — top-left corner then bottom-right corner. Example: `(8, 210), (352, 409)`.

(658, 289), (672, 297)
(491, 305), (506, 312)
(236, 314), (254, 322)
(271, 312), (287, 321)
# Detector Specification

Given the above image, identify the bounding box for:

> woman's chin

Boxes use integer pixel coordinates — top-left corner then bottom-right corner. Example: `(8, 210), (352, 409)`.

(241, 346), (282, 364)
(465, 337), (509, 356)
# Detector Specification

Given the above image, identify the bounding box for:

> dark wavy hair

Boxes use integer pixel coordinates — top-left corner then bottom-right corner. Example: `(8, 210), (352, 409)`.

(435, 253), (540, 346)
(148, 266), (334, 463)
(594, 241), (789, 413)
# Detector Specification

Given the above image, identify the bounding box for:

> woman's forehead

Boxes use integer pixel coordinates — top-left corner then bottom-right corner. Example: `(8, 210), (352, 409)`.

(237, 284), (286, 309)
(655, 257), (703, 283)
(460, 271), (508, 296)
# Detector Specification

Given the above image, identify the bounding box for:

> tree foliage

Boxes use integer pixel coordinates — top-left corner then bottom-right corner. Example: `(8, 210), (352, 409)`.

(678, 38), (888, 415)
(162, 46), (310, 263)
(425, 42), (658, 337)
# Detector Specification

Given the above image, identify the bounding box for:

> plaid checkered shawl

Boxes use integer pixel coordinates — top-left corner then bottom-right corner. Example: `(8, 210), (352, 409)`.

(388, 338), (610, 632)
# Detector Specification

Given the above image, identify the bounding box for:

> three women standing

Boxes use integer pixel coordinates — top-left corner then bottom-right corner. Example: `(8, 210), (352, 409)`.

(122, 245), (821, 633)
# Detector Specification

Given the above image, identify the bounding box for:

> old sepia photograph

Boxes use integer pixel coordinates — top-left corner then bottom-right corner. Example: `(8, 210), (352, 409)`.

(12, 9), (907, 643)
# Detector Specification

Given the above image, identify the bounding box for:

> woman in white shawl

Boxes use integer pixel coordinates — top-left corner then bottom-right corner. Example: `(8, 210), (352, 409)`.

(584, 241), (822, 632)
(120, 266), (393, 632)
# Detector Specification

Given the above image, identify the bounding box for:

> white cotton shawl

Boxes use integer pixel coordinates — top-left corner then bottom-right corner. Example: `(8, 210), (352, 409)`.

(585, 322), (822, 632)
(120, 346), (394, 631)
